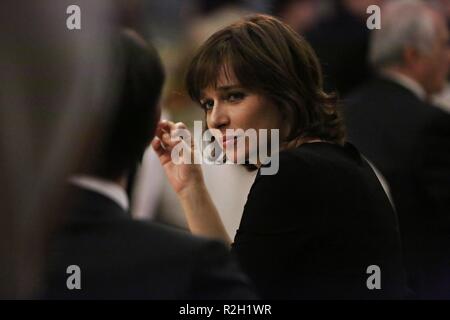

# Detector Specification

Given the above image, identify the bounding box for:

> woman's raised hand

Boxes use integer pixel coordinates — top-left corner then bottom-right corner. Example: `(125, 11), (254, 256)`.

(152, 120), (231, 243)
(152, 120), (204, 195)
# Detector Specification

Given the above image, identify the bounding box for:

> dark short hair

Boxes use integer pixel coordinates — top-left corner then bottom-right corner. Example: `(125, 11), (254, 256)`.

(89, 30), (165, 180)
(186, 14), (345, 145)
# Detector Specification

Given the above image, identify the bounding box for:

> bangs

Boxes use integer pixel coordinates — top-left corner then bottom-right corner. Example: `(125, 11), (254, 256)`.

(186, 34), (248, 102)
(185, 14), (346, 144)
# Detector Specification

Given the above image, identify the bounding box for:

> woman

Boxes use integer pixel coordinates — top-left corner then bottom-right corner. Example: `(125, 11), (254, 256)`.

(152, 14), (406, 299)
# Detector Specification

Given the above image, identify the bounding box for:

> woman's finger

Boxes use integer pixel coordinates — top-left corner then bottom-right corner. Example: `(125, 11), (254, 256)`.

(161, 131), (176, 146)
(155, 120), (173, 135)
(151, 137), (167, 156)
(151, 137), (174, 166)
(155, 121), (193, 155)
(174, 122), (187, 129)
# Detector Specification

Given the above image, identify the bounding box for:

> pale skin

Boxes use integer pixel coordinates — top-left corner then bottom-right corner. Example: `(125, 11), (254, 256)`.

(151, 71), (318, 244)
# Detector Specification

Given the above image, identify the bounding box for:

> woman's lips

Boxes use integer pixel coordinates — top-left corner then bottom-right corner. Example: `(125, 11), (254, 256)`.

(222, 136), (237, 148)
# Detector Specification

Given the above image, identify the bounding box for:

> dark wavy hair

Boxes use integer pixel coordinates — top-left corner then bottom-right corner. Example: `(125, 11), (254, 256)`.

(186, 14), (346, 145)
(88, 30), (165, 180)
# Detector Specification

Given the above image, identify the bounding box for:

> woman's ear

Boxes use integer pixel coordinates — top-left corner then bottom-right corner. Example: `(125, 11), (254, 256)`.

(278, 104), (293, 141)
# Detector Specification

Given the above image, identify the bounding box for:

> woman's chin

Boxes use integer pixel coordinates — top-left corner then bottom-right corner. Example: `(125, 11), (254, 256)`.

(224, 148), (257, 165)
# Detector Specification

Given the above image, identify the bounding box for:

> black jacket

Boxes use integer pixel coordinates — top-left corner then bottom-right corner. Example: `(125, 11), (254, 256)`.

(232, 142), (407, 299)
(43, 186), (256, 299)
(344, 77), (450, 298)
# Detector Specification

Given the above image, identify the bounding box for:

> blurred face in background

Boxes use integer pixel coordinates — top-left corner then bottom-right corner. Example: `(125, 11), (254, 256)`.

(277, 0), (320, 34)
(343, 0), (384, 19)
(418, 10), (449, 94)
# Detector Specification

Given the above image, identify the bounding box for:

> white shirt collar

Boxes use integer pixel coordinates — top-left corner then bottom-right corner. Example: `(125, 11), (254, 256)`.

(70, 175), (129, 211)
(381, 71), (427, 101)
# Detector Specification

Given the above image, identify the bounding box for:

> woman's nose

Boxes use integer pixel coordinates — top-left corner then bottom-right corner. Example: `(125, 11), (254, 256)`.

(208, 102), (230, 129)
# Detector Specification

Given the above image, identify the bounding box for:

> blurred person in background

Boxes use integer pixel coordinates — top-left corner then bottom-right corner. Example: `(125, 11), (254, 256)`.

(306, 0), (384, 97)
(344, 0), (450, 298)
(431, 0), (450, 113)
(270, 0), (322, 35)
(44, 30), (256, 299)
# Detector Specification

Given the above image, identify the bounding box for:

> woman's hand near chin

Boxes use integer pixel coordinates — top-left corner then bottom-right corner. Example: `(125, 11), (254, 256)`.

(152, 120), (231, 245)
(152, 120), (204, 195)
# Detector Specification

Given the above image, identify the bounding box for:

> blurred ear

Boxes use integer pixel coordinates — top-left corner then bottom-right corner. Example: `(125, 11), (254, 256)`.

(403, 46), (422, 67)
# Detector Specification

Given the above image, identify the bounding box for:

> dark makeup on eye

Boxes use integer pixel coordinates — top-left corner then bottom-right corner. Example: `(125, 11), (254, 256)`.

(200, 85), (248, 111)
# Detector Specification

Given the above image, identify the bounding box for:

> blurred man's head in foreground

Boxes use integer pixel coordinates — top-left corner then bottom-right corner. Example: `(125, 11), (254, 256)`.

(84, 30), (165, 182)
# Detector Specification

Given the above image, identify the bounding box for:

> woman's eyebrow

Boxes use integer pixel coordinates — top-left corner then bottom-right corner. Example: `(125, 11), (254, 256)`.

(216, 84), (242, 91)
(199, 93), (209, 101)
(199, 85), (242, 100)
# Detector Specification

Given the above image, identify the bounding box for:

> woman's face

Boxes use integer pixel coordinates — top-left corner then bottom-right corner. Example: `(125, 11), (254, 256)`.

(200, 70), (284, 164)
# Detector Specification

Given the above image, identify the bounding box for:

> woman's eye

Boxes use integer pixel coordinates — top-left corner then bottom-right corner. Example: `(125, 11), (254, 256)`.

(201, 100), (214, 110)
(227, 92), (245, 103)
